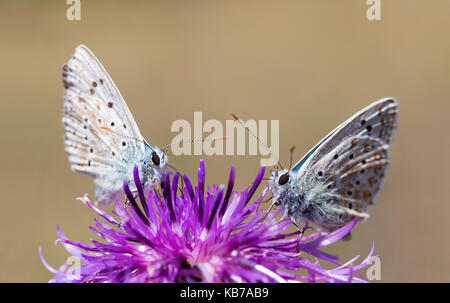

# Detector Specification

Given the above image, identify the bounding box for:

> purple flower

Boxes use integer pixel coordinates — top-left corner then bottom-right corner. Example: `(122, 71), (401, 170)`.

(41, 160), (376, 283)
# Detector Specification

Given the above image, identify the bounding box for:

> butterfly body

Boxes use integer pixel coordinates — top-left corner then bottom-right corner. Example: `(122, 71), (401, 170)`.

(269, 98), (398, 233)
(62, 45), (168, 205)
(269, 169), (341, 232)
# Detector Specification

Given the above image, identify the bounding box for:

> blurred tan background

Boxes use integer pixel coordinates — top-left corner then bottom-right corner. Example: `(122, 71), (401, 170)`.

(0, 0), (449, 282)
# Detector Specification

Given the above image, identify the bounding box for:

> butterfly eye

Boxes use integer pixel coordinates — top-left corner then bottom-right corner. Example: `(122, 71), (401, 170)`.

(151, 152), (160, 166)
(278, 173), (289, 186)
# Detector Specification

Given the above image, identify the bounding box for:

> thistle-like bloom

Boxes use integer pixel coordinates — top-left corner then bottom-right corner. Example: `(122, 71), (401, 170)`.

(41, 160), (375, 283)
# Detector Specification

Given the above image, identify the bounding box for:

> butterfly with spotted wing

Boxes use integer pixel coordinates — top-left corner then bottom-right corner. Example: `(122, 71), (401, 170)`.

(62, 45), (168, 205)
(234, 98), (398, 237)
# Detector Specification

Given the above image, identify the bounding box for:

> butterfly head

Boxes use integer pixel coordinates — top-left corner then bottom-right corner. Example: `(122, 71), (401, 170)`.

(149, 146), (168, 170)
(142, 145), (168, 185)
(268, 145), (297, 197)
(271, 169), (290, 185)
(268, 168), (294, 204)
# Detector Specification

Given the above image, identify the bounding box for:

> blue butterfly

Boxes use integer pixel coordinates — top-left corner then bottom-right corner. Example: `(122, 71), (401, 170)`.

(62, 45), (168, 205)
(233, 98), (398, 236)
(268, 98), (398, 235)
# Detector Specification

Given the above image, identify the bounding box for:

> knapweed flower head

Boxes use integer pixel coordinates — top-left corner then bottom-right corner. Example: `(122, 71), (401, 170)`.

(41, 160), (376, 283)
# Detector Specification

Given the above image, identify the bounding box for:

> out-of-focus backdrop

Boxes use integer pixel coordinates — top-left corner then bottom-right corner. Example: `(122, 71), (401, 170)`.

(1, 0), (449, 282)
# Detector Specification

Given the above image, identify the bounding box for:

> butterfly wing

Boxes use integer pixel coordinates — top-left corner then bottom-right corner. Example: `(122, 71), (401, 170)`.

(292, 98), (398, 229)
(62, 45), (148, 204)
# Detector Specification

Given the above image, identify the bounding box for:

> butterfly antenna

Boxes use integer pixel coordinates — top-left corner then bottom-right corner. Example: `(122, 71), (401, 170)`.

(100, 126), (143, 142)
(231, 113), (283, 169)
(161, 136), (227, 152)
(100, 126), (156, 153)
(288, 146), (296, 172)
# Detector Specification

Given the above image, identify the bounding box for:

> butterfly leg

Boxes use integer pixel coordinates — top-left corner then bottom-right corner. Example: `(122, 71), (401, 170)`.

(290, 218), (312, 238)
(299, 225), (309, 238)
(291, 220), (302, 231)
(261, 195), (273, 204)
(151, 177), (164, 197)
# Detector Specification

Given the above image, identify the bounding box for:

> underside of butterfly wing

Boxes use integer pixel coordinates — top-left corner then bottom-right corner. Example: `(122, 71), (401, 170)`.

(293, 98), (398, 231)
(61, 45), (153, 205)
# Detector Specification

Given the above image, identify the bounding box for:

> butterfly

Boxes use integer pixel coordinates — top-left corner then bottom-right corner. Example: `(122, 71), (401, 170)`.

(62, 45), (168, 205)
(267, 98), (398, 236)
(233, 97), (398, 237)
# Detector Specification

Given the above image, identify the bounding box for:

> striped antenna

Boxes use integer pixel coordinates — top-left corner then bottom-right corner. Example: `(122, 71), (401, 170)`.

(288, 146), (295, 172)
(231, 113), (283, 169)
(100, 126), (154, 151)
(161, 136), (227, 151)
(100, 126), (145, 143)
